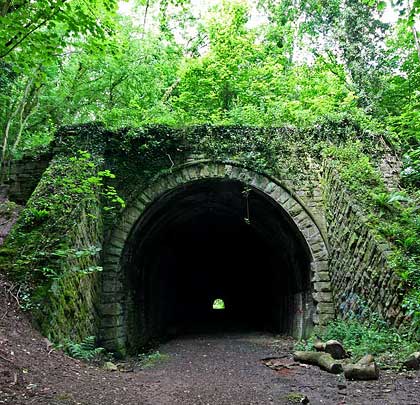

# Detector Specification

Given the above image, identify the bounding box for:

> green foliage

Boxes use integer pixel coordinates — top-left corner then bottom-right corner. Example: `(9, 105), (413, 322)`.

(62, 336), (105, 361)
(1, 149), (123, 316)
(325, 140), (420, 332)
(0, 199), (21, 219)
(0, 0), (418, 159)
(0, 0), (119, 65)
(213, 298), (225, 310)
(297, 318), (419, 367)
(324, 141), (382, 195)
(285, 392), (307, 403)
(137, 350), (169, 368)
(402, 147), (420, 187)
(0, 0), (122, 166)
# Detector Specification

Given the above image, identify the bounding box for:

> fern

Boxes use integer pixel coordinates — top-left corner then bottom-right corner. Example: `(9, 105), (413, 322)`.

(64, 336), (104, 360)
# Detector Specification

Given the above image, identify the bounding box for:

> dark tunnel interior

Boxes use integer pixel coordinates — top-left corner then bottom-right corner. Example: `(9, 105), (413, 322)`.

(121, 179), (313, 349)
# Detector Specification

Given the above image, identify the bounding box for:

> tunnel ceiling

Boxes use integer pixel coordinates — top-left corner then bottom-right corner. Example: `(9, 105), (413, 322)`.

(132, 179), (311, 251)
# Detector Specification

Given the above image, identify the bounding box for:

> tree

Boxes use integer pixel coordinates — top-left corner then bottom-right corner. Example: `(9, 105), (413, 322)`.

(0, 0), (195, 170)
(0, 0), (118, 63)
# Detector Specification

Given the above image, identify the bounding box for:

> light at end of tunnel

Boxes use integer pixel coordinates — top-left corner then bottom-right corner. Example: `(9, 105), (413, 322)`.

(213, 298), (225, 310)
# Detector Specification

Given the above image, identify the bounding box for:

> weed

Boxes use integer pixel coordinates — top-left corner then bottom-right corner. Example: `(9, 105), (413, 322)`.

(285, 392), (307, 403)
(137, 350), (169, 368)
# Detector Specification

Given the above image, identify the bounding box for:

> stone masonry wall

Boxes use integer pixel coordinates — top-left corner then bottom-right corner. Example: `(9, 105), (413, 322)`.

(41, 199), (103, 342)
(100, 162), (331, 353)
(0, 153), (104, 344)
(2, 124), (408, 349)
(281, 173), (326, 241)
(378, 151), (402, 191)
(2, 153), (52, 204)
(324, 166), (407, 327)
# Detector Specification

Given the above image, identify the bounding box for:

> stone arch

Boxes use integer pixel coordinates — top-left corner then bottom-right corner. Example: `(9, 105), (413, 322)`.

(100, 162), (331, 354)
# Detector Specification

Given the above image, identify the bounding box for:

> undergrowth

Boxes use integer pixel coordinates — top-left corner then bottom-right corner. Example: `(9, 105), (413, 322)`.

(296, 318), (419, 368)
(324, 140), (420, 332)
(137, 350), (169, 368)
(61, 336), (105, 361)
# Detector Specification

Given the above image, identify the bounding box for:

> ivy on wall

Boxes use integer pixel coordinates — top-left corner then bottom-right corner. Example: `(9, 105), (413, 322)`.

(324, 142), (419, 334)
(1, 117), (418, 342)
(0, 146), (123, 341)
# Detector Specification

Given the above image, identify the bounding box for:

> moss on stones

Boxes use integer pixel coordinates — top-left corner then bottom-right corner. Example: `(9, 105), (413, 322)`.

(1, 119), (417, 347)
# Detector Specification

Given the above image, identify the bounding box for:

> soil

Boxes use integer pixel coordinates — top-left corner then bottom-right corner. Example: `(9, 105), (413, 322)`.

(1, 270), (419, 405)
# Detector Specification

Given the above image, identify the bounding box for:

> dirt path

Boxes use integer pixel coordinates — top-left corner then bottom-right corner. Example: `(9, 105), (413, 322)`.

(1, 197), (419, 404)
(1, 269), (420, 405)
(2, 330), (420, 404)
(120, 333), (420, 405)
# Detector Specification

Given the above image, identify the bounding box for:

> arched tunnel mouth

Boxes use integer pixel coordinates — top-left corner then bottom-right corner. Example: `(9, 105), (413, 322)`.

(120, 179), (314, 351)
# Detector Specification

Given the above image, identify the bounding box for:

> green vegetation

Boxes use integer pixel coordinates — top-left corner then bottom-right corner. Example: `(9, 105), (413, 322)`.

(62, 336), (105, 361)
(296, 317), (419, 368)
(285, 392), (308, 403)
(0, 0), (419, 342)
(2, 0), (419, 156)
(0, 145), (124, 342)
(325, 142), (420, 329)
(0, 199), (21, 219)
(2, 149), (123, 294)
(213, 298), (225, 310)
(138, 350), (169, 368)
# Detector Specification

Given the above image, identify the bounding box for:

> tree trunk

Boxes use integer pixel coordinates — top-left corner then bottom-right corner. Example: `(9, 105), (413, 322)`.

(313, 339), (348, 359)
(344, 363), (379, 380)
(293, 351), (343, 374)
(343, 354), (379, 380)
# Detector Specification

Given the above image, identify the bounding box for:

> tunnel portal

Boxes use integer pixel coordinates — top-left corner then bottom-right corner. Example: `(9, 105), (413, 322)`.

(118, 178), (315, 351)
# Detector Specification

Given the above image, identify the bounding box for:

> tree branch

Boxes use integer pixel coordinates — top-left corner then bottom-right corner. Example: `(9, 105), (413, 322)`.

(1, 74), (35, 171)
(162, 78), (181, 102)
(1, 0), (67, 59)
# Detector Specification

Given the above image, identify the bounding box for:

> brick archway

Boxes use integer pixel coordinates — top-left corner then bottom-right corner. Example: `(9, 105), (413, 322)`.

(100, 162), (332, 354)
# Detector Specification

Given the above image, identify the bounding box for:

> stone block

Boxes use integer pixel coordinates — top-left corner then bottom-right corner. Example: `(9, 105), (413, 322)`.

(263, 181), (276, 194)
(317, 313), (334, 325)
(102, 258), (120, 271)
(316, 302), (335, 314)
(111, 228), (129, 243)
(106, 245), (124, 258)
(270, 187), (290, 204)
(216, 164), (226, 177)
(206, 164), (219, 178)
(238, 168), (254, 183)
(229, 165), (242, 180)
(180, 167), (193, 181)
(101, 315), (123, 328)
(109, 238), (124, 250)
(314, 281), (331, 292)
(313, 291), (333, 303)
(311, 261), (328, 272)
(100, 303), (123, 316)
(290, 205), (305, 220)
(312, 271), (330, 282)
(100, 325), (125, 341)
(224, 164), (233, 177)
(199, 165), (211, 178)
(102, 279), (122, 293)
(313, 248), (329, 261)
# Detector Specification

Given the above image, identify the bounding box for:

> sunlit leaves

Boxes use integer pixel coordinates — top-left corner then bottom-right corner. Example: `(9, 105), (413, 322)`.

(0, 0), (119, 67)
